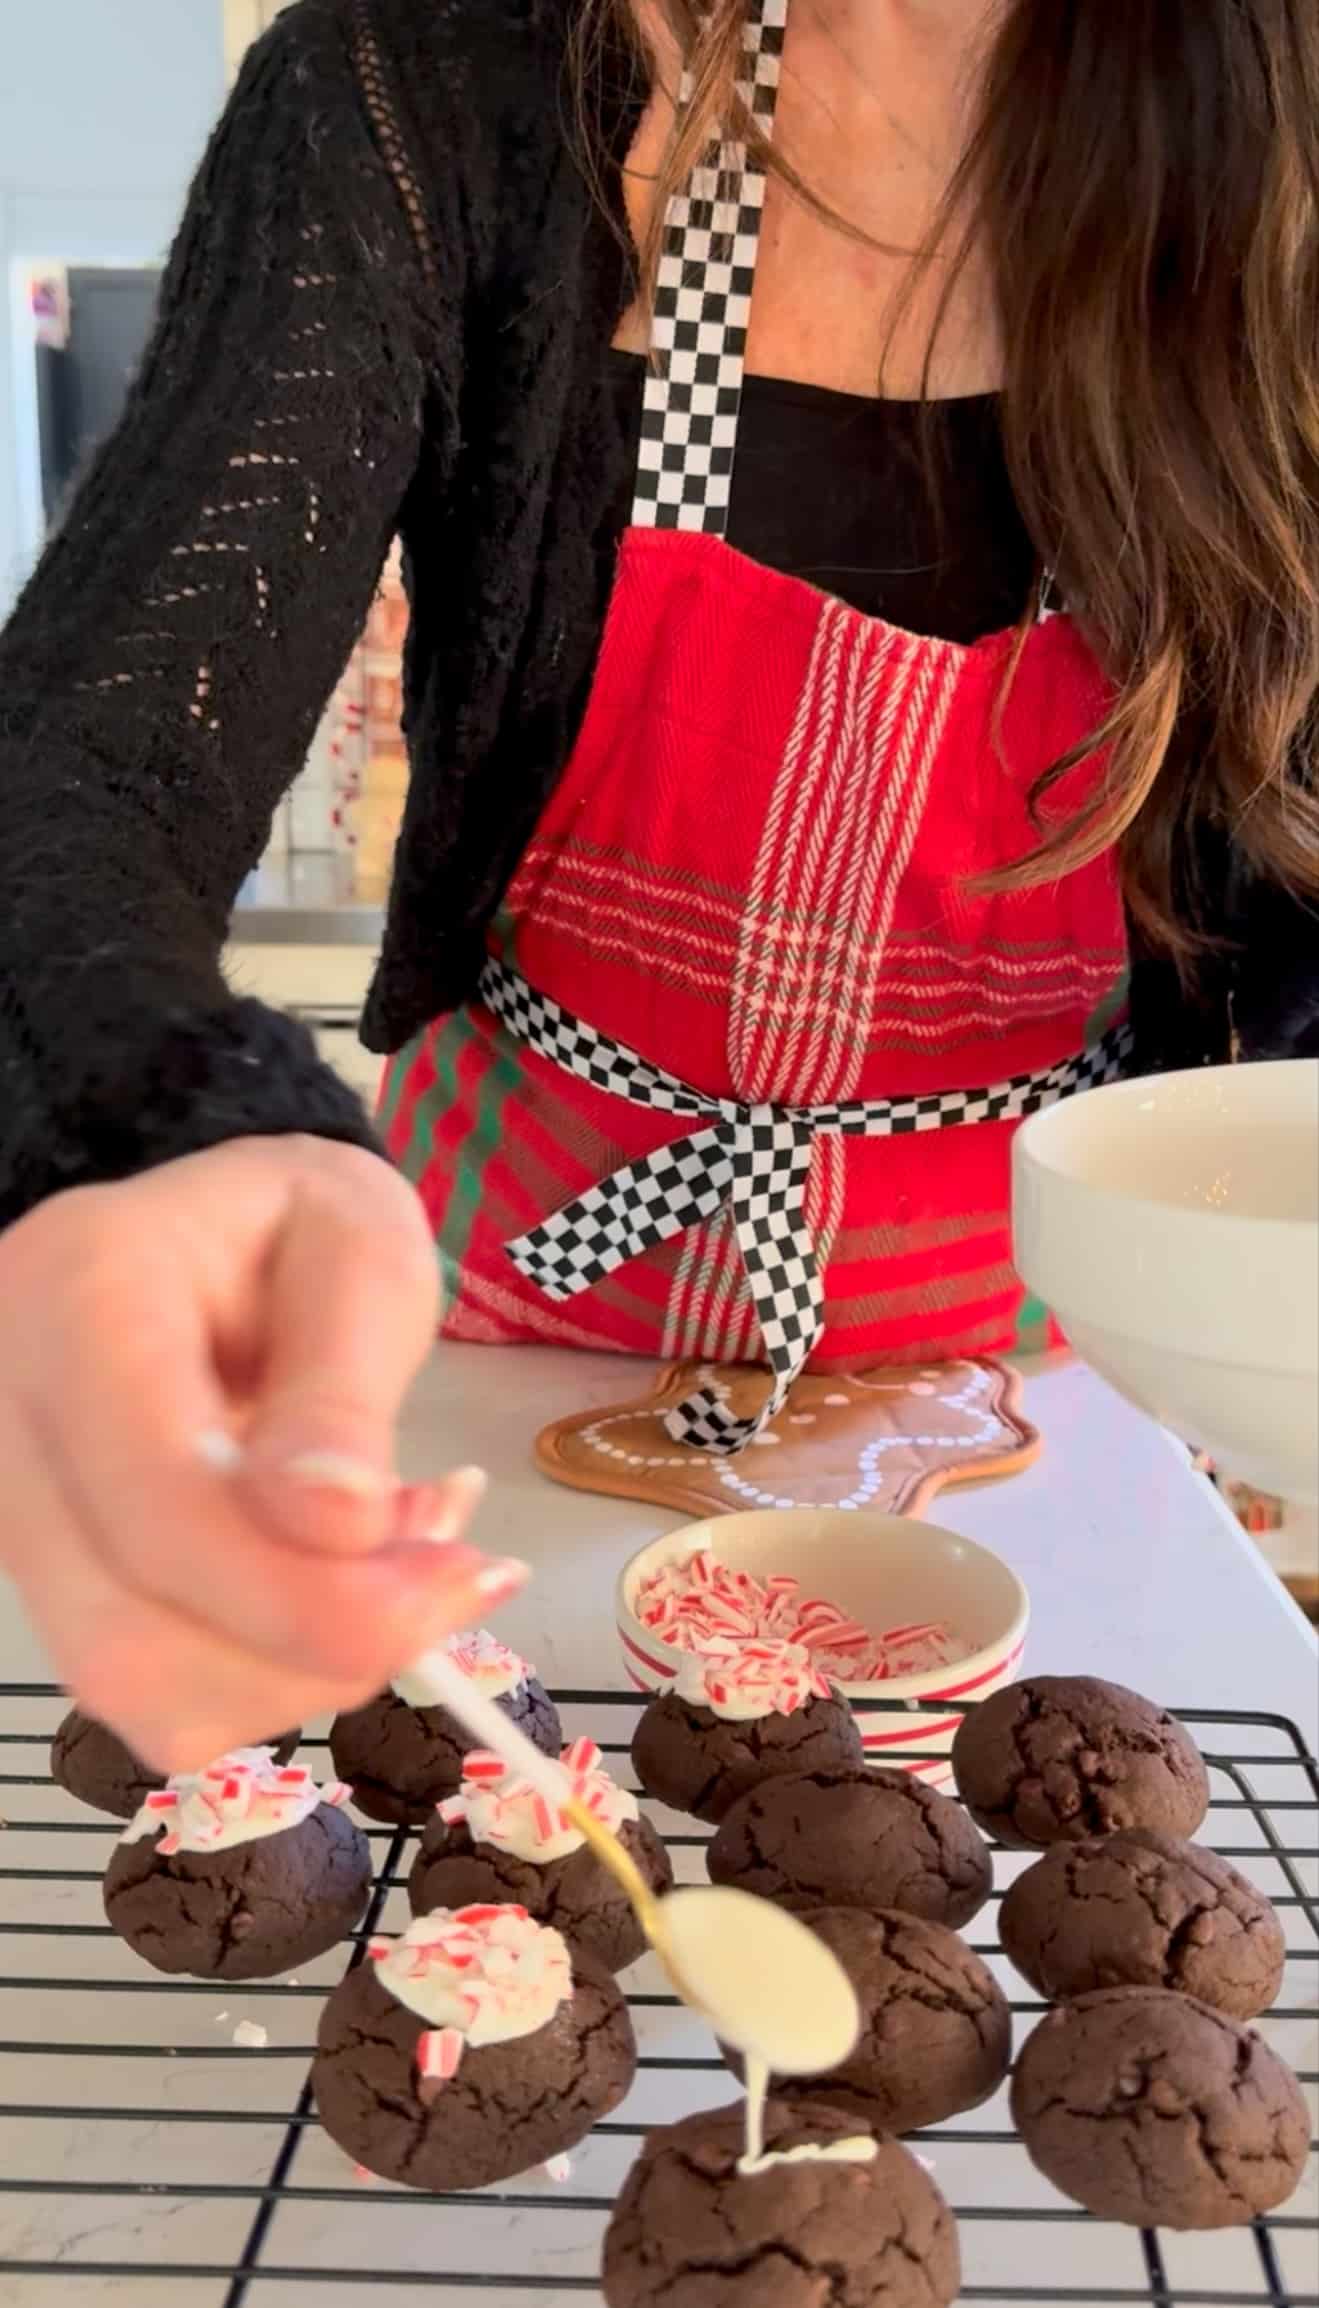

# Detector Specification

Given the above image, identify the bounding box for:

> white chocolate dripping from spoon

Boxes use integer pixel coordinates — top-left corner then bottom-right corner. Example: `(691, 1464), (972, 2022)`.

(738, 2052), (877, 2176)
(393, 1645), (867, 2148)
(653, 1884), (873, 2175)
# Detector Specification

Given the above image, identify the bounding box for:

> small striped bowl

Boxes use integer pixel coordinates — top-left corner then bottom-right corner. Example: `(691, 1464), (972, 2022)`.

(616, 1508), (1029, 1789)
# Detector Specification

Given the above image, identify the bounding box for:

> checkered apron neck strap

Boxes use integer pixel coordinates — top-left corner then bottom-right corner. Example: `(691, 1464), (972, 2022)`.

(479, 959), (1134, 1455)
(632, 0), (788, 536)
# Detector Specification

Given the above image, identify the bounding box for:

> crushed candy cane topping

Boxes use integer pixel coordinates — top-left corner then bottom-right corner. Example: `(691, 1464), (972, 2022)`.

(636, 1552), (970, 1684)
(393, 1626), (532, 1710)
(674, 1637), (832, 1722)
(369, 1905), (573, 2091)
(121, 1748), (352, 1856)
(437, 1738), (638, 1864)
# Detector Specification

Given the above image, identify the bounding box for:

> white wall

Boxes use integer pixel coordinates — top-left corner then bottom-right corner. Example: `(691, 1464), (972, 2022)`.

(225, 0), (293, 82)
(0, 0), (225, 610)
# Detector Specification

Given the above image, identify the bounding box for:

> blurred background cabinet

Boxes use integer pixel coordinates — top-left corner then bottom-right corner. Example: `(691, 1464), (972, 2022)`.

(224, 0), (296, 78)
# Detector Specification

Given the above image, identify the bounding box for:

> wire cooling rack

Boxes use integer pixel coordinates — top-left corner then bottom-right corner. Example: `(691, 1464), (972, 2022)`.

(0, 1686), (1315, 2307)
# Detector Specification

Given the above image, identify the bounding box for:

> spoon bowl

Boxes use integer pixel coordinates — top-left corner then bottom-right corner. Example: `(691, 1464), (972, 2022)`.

(408, 1643), (860, 2077)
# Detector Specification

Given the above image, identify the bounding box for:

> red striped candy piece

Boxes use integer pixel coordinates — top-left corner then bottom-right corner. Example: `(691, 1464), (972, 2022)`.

(416, 2026), (466, 2084)
(463, 1752), (508, 1784)
(562, 1737), (601, 1776)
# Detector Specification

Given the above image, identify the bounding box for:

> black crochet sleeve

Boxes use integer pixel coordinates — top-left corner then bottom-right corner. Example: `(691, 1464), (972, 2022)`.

(0, 1), (456, 1226)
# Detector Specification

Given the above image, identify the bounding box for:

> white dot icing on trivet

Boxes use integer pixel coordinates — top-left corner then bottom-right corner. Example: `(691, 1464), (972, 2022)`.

(436, 1739), (637, 1864)
(394, 1627), (532, 1710)
(674, 1639), (831, 1723)
(232, 2020), (268, 2049)
(121, 1749), (351, 1856)
(717, 1363), (1011, 1512)
(369, 1907), (573, 2091)
(749, 1432), (780, 1447)
(581, 1360), (1015, 1509)
(578, 1370), (738, 1472)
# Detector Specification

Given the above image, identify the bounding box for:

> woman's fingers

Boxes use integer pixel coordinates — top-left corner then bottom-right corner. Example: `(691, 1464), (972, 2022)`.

(0, 1394), (352, 1769)
(26, 1243), (495, 1686)
(0, 1141), (525, 1759)
(232, 1142), (442, 1552)
(41, 1342), (517, 1685)
(84, 1137), (442, 1557)
(1, 1398), (525, 1772)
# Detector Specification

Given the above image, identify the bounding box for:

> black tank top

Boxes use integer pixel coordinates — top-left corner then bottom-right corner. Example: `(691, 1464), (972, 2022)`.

(610, 350), (1036, 647)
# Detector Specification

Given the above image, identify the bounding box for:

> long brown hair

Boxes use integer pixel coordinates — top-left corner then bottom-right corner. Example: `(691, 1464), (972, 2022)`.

(572, 0), (1319, 957)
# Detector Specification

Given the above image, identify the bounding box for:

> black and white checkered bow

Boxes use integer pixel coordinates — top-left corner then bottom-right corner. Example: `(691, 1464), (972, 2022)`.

(479, 959), (1133, 1455)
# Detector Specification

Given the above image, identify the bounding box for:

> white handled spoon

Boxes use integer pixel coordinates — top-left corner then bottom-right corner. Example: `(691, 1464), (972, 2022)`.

(196, 1431), (857, 2098)
(404, 1641), (862, 2116)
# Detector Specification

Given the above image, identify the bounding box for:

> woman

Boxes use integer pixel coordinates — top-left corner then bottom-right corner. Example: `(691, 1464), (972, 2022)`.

(0, 0), (1315, 1766)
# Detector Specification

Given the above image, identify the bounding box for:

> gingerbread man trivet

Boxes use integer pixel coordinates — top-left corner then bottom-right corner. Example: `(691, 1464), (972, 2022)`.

(535, 1358), (1040, 1518)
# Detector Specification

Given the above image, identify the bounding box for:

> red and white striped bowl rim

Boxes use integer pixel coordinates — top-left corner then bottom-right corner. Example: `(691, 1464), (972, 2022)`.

(618, 1622), (1027, 1787)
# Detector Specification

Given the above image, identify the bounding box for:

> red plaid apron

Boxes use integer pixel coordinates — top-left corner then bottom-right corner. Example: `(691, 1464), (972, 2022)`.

(379, 0), (1128, 1412)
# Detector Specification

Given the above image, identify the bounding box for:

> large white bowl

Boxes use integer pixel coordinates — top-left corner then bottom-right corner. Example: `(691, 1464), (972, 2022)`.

(1014, 1059), (1319, 1502)
(617, 1508), (1029, 1786)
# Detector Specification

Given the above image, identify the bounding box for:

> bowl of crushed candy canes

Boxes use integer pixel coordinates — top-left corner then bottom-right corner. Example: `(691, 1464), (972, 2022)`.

(616, 1509), (1029, 1785)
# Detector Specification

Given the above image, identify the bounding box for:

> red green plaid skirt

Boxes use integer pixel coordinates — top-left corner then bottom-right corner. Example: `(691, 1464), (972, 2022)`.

(380, 528), (1128, 1367)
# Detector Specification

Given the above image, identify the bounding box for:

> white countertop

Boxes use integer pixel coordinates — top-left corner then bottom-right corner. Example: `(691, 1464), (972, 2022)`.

(0, 1346), (1314, 2305)
(7, 1343), (1309, 1718)
(398, 1346), (1319, 1735)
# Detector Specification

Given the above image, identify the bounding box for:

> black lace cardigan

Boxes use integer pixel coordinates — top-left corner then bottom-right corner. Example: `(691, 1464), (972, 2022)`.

(0, 0), (1313, 1227)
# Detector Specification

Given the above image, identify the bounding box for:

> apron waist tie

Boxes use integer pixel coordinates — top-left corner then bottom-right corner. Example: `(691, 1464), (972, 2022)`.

(479, 958), (1133, 1455)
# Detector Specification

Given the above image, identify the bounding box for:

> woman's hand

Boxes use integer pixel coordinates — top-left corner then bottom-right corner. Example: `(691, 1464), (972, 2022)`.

(0, 1137), (525, 1771)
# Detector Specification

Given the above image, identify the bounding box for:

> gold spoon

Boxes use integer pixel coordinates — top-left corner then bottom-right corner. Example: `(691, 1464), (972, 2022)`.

(402, 1643), (860, 2075)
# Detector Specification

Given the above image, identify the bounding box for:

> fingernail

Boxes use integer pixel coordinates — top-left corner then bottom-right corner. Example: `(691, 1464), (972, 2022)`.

(473, 1556), (532, 1601)
(413, 1466), (489, 1545)
(198, 1430), (244, 1473)
(280, 1451), (394, 1500)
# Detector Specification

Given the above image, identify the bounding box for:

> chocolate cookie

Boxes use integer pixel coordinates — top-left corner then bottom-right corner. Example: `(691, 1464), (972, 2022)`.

(1000, 1830), (1286, 2019)
(105, 1804), (372, 1980)
(1012, 1986), (1311, 2228)
(952, 1676), (1209, 1849)
(329, 1678), (562, 1826)
(51, 1712), (299, 1820)
(631, 1686), (864, 1825)
(707, 1766), (992, 1930)
(602, 2100), (960, 2308)
(409, 1811), (674, 1972)
(313, 1947), (635, 2190)
(726, 1905), (1011, 2134)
